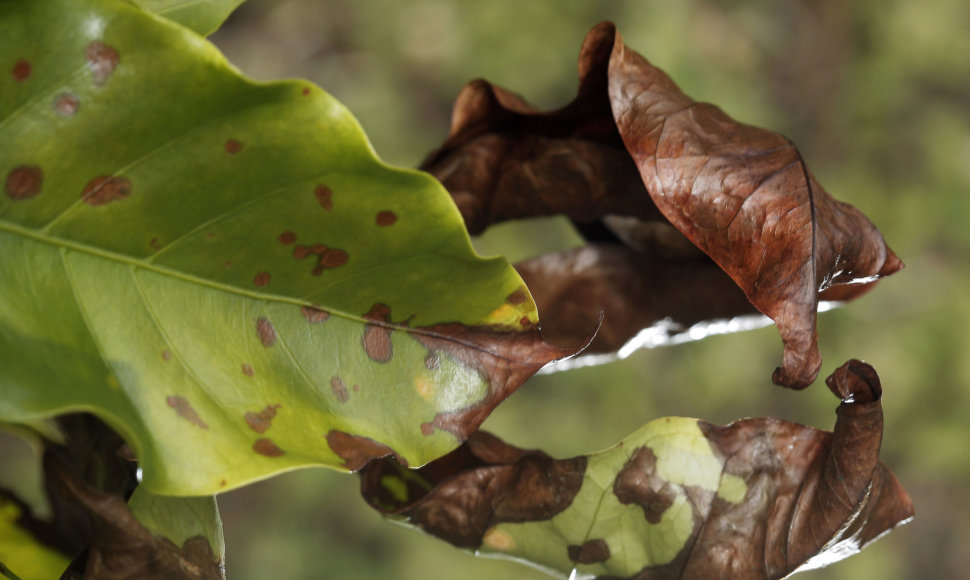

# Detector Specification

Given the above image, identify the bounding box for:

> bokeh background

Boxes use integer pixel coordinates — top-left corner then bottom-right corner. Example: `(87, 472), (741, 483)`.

(5, 1), (965, 579)
(207, 1), (970, 578)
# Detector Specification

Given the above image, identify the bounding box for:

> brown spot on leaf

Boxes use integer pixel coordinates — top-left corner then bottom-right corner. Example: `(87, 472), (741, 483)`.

(301, 87), (311, 96)
(5, 165), (42, 200)
(220, 479), (227, 488)
(506, 288), (527, 305)
(613, 446), (678, 524)
(567, 539), (610, 564)
(85, 40), (119, 86)
(224, 139), (243, 154)
(421, 422), (434, 436)
(326, 430), (400, 471)
(302, 305), (330, 323)
(54, 93), (80, 116)
(81, 175), (131, 205)
(278, 230), (297, 245)
(362, 303), (393, 363)
(12, 59), (31, 81)
(424, 354), (441, 370)
(165, 395), (208, 430)
(519, 316), (531, 327)
(331, 377), (350, 403)
(256, 317), (277, 347)
(252, 438), (284, 457)
(161, 350), (172, 361)
(224, 261), (232, 268)
(293, 245), (312, 259)
(253, 271), (271, 287)
(320, 249), (348, 268)
(376, 210), (397, 226)
(241, 363), (254, 376)
(244, 404), (281, 434)
(314, 184), (333, 210)
(149, 238), (163, 250)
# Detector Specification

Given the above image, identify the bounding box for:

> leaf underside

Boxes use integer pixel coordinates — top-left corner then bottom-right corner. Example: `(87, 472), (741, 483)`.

(421, 21), (902, 389)
(0, 0), (569, 495)
(360, 360), (914, 580)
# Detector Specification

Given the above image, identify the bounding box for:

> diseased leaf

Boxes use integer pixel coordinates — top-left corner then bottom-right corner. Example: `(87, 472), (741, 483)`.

(130, 0), (247, 36)
(360, 360), (913, 579)
(421, 22), (901, 388)
(0, 0), (569, 495)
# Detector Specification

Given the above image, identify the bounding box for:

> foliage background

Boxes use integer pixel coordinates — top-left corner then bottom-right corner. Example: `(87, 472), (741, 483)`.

(3, 0), (967, 578)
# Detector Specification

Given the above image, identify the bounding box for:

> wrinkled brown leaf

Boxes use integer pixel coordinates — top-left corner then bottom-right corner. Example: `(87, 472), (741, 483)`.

(421, 22), (901, 388)
(359, 360), (913, 579)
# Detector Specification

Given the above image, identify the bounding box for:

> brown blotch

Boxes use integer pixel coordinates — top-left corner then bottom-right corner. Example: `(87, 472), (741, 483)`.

(278, 230), (297, 245)
(12, 59), (31, 82)
(301, 305), (330, 323)
(301, 87), (311, 96)
(326, 430), (401, 471)
(519, 316), (531, 327)
(424, 354), (440, 370)
(421, 422), (434, 436)
(224, 139), (243, 154)
(149, 237), (163, 250)
(224, 261), (232, 268)
(85, 40), (119, 86)
(314, 184), (333, 210)
(161, 350), (172, 361)
(5, 165), (43, 200)
(166, 395), (208, 430)
(567, 539), (611, 564)
(376, 210), (397, 226)
(319, 249), (348, 268)
(81, 175), (131, 205)
(241, 363), (254, 377)
(353, 384), (359, 392)
(256, 317), (277, 347)
(220, 479), (227, 488)
(331, 377), (350, 403)
(252, 438), (285, 457)
(54, 92), (80, 116)
(311, 243), (327, 254)
(506, 288), (527, 305)
(253, 271), (271, 287)
(244, 404), (281, 434)
(613, 446), (678, 524)
(362, 303), (393, 363)
(293, 245), (312, 259)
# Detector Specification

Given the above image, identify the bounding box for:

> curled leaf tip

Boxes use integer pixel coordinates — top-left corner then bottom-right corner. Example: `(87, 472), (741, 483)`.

(826, 359), (882, 404)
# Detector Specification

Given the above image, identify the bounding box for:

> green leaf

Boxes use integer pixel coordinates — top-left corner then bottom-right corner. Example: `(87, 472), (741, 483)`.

(0, 0), (564, 495)
(0, 496), (71, 580)
(128, 488), (225, 564)
(130, 0), (247, 36)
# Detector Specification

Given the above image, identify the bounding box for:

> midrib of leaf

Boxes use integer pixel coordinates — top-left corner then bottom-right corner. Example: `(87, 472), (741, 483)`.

(0, 220), (535, 363)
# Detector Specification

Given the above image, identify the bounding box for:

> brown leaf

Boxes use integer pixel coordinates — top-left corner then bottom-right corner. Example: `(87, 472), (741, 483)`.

(421, 22), (901, 389)
(359, 360), (913, 579)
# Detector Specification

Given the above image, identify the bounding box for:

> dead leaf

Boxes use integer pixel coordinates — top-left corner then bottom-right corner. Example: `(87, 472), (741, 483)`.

(421, 22), (902, 389)
(359, 360), (913, 579)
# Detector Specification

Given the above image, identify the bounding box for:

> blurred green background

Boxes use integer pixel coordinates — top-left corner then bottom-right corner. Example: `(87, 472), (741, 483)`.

(206, 0), (970, 578)
(5, 0), (967, 578)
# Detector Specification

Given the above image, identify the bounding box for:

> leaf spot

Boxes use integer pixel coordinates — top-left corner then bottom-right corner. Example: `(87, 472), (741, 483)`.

(506, 288), (527, 305)
(241, 363), (254, 377)
(224, 139), (243, 154)
(253, 271), (271, 287)
(149, 237), (163, 250)
(376, 210), (397, 226)
(166, 395), (208, 430)
(420, 422), (433, 436)
(161, 350), (172, 361)
(424, 354), (440, 370)
(301, 87), (311, 96)
(12, 59), (31, 82)
(85, 40), (119, 86)
(278, 230), (297, 245)
(53, 92), (80, 116)
(362, 303), (393, 362)
(519, 316), (531, 327)
(256, 317), (277, 347)
(245, 404), (281, 434)
(482, 528), (515, 551)
(5, 165), (43, 200)
(326, 430), (401, 471)
(331, 376), (350, 403)
(314, 184), (333, 210)
(567, 539), (610, 564)
(301, 305), (330, 323)
(293, 245), (312, 259)
(252, 438), (285, 457)
(81, 175), (131, 205)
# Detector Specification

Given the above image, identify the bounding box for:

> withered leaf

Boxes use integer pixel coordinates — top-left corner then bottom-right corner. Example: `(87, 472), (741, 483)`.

(422, 22), (901, 388)
(359, 360), (913, 579)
